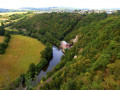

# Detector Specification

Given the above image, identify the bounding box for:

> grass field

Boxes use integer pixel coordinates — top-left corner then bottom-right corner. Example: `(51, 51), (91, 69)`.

(0, 18), (8, 21)
(0, 36), (4, 43)
(0, 12), (27, 15)
(0, 35), (45, 86)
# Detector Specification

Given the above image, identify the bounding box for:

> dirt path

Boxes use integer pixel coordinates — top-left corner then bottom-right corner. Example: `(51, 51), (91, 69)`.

(37, 67), (64, 90)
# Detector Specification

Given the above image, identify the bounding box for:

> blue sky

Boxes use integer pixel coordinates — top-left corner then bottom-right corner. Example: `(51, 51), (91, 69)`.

(0, 0), (120, 9)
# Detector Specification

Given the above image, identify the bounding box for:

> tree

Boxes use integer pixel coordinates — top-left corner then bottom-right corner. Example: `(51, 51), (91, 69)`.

(28, 63), (36, 78)
(0, 23), (5, 36)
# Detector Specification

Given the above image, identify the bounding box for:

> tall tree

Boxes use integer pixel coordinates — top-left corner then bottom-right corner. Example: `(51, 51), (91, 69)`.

(0, 23), (5, 36)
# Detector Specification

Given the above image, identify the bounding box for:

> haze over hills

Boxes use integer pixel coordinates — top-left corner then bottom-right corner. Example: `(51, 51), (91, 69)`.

(0, 7), (78, 12)
(0, 7), (120, 13)
(0, 8), (27, 13)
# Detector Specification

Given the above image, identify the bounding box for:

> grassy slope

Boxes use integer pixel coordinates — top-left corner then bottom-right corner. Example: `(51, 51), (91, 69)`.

(0, 35), (45, 86)
(0, 36), (4, 43)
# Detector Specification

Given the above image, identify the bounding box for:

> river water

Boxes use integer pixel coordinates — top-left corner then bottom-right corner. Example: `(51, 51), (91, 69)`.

(33, 45), (64, 86)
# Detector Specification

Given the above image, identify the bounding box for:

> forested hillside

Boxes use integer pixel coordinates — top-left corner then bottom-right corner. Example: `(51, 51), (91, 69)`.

(12, 12), (120, 89)
(12, 12), (108, 46)
(12, 13), (83, 46)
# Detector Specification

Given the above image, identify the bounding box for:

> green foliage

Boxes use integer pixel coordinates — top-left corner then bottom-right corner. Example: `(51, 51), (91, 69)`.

(38, 12), (120, 90)
(36, 58), (47, 72)
(60, 79), (76, 90)
(6, 12), (119, 89)
(0, 31), (11, 54)
(12, 13), (82, 46)
(40, 43), (53, 61)
(41, 76), (46, 82)
(28, 63), (36, 78)
(13, 74), (25, 87)
(0, 23), (5, 36)
(92, 54), (111, 70)
(9, 14), (26, 20)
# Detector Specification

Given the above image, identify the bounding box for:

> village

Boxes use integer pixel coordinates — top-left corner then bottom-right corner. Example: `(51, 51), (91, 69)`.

(34, 9), (118, 14)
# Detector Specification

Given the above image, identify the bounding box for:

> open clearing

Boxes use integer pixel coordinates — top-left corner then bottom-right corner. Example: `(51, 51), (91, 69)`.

(0, 35), (45, 86)
(0, 12), (27, 15)
(0, 36), (4, 43)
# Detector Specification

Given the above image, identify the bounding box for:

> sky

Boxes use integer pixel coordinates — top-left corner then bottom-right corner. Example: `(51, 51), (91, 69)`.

(0, 0), (120, 9)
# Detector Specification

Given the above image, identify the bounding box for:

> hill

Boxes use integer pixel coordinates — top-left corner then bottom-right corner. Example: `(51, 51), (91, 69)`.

(36, 13), (119, 89)
(12, 12), (108, 45)
(20, 7), (77, 11)
(0, 35), (45, 87)
(11, 12), (120, 89)
(0, 8), (27, 13)
(12, 12), (85, 46)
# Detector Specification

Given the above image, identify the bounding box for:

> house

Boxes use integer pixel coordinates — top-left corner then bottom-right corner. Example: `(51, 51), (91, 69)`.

(106, 11), (114, 14)
(61, 41), (70, 49)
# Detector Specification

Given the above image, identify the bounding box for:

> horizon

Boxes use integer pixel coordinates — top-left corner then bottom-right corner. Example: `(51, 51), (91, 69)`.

(1, 7), (120, 10)
(0, 0), (120, 9)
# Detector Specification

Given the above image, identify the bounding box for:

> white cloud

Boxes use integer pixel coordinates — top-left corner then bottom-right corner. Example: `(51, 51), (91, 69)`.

(0, 0), (120, 9)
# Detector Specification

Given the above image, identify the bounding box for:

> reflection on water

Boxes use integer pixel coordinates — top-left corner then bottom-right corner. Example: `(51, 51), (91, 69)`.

(35, 45), (63, 84)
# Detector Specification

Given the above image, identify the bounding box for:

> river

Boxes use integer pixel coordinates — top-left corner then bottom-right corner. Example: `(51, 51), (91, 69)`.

(32, 45), (64, 87)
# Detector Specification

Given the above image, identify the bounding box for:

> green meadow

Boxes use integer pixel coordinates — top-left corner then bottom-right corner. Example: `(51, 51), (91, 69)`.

(0, 35), (45, 86)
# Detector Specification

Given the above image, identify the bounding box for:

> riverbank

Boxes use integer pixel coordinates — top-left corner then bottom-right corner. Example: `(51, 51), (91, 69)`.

(15, 45), (63, 90)
(33, 46), (63, 87)
(0, 35), (45, 88)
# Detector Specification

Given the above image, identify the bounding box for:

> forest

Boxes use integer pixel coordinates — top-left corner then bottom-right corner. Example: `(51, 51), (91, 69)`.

(4, 11), (120, 89)
(38, 12), (120, 90)
(12, 12), (83, 46)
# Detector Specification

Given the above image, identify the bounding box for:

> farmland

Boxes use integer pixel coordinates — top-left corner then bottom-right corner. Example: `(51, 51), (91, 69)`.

(0, 36), (4, 43)
(0, 12), (27, 15)
(0, 35), (45, 86)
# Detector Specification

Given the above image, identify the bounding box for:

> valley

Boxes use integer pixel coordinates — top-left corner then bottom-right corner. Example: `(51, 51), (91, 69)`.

(0, 11), (119, 89)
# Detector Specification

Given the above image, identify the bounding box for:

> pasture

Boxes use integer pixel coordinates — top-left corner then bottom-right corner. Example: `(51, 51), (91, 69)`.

(0, 35), (45, 86)
(0, 36), (4, 43)
(0, 12), (27, 16)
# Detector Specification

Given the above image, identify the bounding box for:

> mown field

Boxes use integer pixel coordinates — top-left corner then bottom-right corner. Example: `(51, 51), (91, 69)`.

(0, 35), (45, 86)
(0, 36), (4, 43)
(0, 12), (27, 15)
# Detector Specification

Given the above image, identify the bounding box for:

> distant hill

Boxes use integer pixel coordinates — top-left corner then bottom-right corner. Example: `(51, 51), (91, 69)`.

(0, 7), (119, 13)
(0, 8), (9, 12)
(0, 7), (77, 13)
(0, 8), (27, 13)
(20, 7), (77, 11)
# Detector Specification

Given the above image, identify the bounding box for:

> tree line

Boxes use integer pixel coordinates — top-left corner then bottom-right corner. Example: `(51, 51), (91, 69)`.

(4, 43), (53, 89)
(0, 23), (11, 54)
